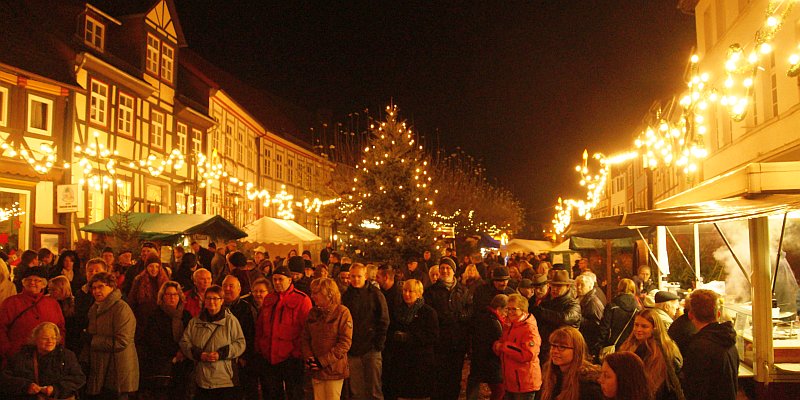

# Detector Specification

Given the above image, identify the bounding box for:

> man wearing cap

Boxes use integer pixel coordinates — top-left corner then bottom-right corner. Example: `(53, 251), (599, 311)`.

(285, 256), (311, 296)
(0, 268), (66, 358)
(256, 265), (312, 400)
(517, 279), (534, 301)
(530, 270), (581, 365)
(472, 266), (517, 314)
(424, 257), (471, 400)
(342, 263), (389, 400)
(529, 274), (550, 309)
(653, 290), (680, 328)
(253, 246), (268, 271)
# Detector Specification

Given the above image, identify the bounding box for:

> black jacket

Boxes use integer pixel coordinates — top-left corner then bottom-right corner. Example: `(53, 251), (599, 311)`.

(472, 282), (517, 315)
(342, 284), (389, 356)
(227, 297), (257, 360)
(381, 282), (404, 323)
(384, 303), (439, 398)
(135, 304), (192, 382)
(469, 307), (504, 384)
(598, 293), (639, 350)
(667, 313), (696, 357)
(578, 287), (605, 356)
(1, 345), (86, 399)
(681, 322), (738, 400)
(424, 280), (471, 353)
(532, 290), (581, 362)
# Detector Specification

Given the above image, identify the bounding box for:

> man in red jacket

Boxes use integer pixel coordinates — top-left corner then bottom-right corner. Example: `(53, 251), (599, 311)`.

(255, 266), (312, 400)
(0, 268), (65, 359)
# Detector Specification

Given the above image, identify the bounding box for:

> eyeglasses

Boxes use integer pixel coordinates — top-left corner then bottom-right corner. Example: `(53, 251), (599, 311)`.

(205, 297), (223, 302)
(549, 343), (574, 351)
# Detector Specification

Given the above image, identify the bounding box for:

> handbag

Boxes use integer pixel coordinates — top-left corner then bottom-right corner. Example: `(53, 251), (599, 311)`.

(599, 308), (637, 362)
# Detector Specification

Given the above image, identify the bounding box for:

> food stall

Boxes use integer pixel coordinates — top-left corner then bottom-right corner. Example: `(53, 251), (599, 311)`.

(569, 162), (800, 398)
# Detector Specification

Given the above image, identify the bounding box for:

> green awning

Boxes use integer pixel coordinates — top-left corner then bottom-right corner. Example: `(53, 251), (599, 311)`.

(81, 213), (247, 242)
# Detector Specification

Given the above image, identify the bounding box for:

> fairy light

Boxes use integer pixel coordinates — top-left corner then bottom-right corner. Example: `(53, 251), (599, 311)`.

(0, 135), (60, 174)
(0, 202), (25, 222)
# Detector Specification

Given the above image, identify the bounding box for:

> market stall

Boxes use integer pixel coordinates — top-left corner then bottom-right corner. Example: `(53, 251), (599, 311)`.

(81, 213), (247, 242)
(242, 216), (323, 259)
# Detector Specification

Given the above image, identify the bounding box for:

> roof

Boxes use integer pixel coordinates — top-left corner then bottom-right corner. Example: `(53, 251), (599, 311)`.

(506, 239), (553, 254)
(0, 2), (80, 89)
(179, 49), (315, 146)
(93, 0), (187, 46)
(81, 213), (247, 241)
(243, 217), (322, 245)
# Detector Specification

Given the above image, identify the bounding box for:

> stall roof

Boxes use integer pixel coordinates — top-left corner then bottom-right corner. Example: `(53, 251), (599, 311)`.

(243, 217), (322, 245)
(81, 213), (247, 241)
(622, 193), (800, 226)
(506, 239), (553, 254)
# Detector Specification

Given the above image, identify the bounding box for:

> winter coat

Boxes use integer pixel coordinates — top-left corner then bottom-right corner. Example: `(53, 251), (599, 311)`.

(180, 308), (246, 389)
(667, 314), (696, 357)
(0, 292), (65, 358)
(0, 345), (85, 399)
(424, 280), (471, 353)
(469, 307), (504, 384)
(384, 302), (439, 398)
(681, 322), (738, 400)
(85, 288), (139, 394)
(301, 304), (353, 380)
(380, 282), (404, 323)
(226, 296), (257, 361)
(532, 290), (581, 362)
(255, 284), (312, 364)
(135, 303), (191, 385)
(494, 313), (542, 393)
(578, 287), (605, 356)
(598, 293), (639, 351)
(71, 287), (93, 354)
(341, 284), (389, 356)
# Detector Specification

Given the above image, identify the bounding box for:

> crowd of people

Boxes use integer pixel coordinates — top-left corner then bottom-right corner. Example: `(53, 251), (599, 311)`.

(0, 242), (740, 400)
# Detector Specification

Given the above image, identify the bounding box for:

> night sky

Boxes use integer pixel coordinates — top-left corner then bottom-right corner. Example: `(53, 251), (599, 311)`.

(176, 1), (697, 228)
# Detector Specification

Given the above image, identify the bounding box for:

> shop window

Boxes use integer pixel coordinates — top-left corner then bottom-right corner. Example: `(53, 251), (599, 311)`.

(0, 189), (29, 253)
(27, 94), (53, 135)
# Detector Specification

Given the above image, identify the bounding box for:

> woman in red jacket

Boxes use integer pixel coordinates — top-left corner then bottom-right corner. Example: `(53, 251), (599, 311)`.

(493, 293), (542, 400)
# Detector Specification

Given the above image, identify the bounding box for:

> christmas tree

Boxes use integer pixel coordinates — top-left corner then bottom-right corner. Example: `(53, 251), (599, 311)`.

(339, 105), (435, 265)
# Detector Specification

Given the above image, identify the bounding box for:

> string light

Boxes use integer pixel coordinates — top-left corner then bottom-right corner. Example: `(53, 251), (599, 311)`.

(0, 135), (60, 174)
(0, 202), (25, 222)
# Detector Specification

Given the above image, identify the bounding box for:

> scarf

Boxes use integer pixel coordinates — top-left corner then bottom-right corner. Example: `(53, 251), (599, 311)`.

(160, 302), (186, 342)
(442, 279), (457, 291)
(200, 306), (227, 323)
(396, 298), (424, 325)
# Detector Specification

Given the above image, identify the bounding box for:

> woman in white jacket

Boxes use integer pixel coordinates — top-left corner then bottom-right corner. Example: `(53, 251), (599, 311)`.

(180, 285), (245, 400)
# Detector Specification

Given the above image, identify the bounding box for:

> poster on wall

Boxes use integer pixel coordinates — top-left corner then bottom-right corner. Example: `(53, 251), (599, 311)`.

(57, 184), (79, 213)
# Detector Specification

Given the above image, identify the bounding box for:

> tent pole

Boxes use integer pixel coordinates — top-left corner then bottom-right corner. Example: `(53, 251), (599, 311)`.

(771, 213), (788, 296)
(693, 224), (701, 286)
(713, 223), (751, 287)
(665, 227), (696, 279)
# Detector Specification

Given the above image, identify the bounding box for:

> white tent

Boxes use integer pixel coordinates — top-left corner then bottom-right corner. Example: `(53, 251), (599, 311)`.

(243, 217), (323, 255)
(505, 239), (553, 254)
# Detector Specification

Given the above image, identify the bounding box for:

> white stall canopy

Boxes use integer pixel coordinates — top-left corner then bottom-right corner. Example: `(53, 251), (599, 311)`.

(243, 217), (322, 254)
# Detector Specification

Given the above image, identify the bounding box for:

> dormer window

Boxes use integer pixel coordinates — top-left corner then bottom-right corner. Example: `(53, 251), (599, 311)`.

(84, 15), (105, 51)
(146, 34), (160, 75)
(160, 43), (174, 82)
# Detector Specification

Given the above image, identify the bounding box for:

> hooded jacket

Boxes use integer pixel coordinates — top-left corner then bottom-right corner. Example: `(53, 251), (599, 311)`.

(180, 308), (245, 389)
(494, 313), (542, 393)
(681, 321), (738, 400)
(255, 284), (312, 364)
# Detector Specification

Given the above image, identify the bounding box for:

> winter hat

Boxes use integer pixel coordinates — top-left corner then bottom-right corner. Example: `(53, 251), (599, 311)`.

(229, 251), (247, 268)
(287, 256), (306, 274)
(439, 257), (457, 271)
(491, 267), (510, 281)
(273, 266), (292, 278)
(304, 259), (314, 271)
(518, 279), (534, 289)
(548, 270), (574, 286)
(145, 255), (162, 267)
(531, 274), (549, 287)
(654, 290), (678, 303)
(21, 267), (49, 280)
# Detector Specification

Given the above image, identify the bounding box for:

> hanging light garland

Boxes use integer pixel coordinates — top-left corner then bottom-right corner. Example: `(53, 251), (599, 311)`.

(0, 202), (25, 222)
(0, 134), (61, 174)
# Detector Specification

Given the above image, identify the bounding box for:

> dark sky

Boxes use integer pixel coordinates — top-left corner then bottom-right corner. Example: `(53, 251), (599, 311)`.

(176, 1), (697, 226)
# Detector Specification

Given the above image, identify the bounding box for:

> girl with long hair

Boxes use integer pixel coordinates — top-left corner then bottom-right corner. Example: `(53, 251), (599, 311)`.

(618, 309), (684, 400)
(599, 351), (652, 400)
(539, 326), (603, 400)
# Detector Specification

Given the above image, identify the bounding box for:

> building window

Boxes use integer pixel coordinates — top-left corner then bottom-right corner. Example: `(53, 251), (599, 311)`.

(160, 43), (174, 82)
(151, 111), (164, 149)
(116, 179), (132, 211)
(225, 121), (233, 156)
(263, 141), (273, 177)
(146, 34), (160, 75)
(305, 163), (312, 189)
(715, 0), (726, 43)
(192, 129), (202, 156)
(27, 94), (53, 135)
(146, 184), (163, 213)
(236, 126), (244, 162)
(287, 153), (295, 185)
(84, 15), (105, 51)
(177, 123), (188, 154)
(0, 86), (8, 127)
(275, 149), (284, 181)
(117, 93), (134, 135)
(89, 79), (108, 126)
(245, 136), (253, 169)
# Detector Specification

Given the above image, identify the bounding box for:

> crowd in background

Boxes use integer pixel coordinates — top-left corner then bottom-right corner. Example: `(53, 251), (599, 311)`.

(0, 241), (740, 400)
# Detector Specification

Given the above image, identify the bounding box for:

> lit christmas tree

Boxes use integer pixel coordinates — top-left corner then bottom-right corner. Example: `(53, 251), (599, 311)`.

(339, 105), (435, 265)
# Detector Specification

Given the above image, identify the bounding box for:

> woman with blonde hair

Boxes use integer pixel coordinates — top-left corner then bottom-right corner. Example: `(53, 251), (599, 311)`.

(47, 276), (79, 353)
(619, 309), (684, 400)
(539, 326), (603, 400)
(302, 278), (353, 400)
